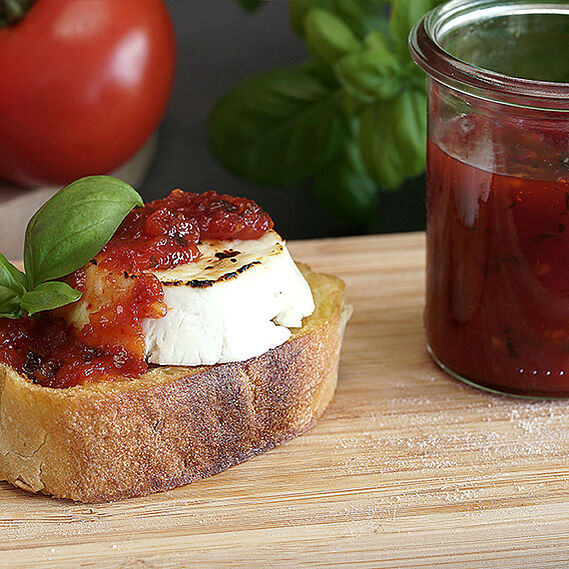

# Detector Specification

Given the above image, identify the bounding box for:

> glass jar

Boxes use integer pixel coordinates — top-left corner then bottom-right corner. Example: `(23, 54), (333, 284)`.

(410, 0), (569, 397)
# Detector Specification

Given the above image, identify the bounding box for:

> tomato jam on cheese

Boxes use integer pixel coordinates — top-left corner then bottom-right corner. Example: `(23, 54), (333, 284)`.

(0, 190), (274, 388)
(99, 189), (273, 272)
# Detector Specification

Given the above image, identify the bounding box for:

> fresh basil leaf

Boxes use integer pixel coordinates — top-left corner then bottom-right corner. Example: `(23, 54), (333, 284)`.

(406, 64), (427, 93)
(342, 91), (365, 117)
(313, 137), (378, 227)
(299, 59), (341, 91)
(331, 0), (390, 40)
(290, 0), (389, 40)
(389, 0), (441, 55)
(0, 253), (27, 295)
(208, 68), (349, 186)
(364, 30), (392, 55)
(0, 288), (24, 319)
(304, 8), (361, 65)
(24, 176), (143, 288)
(334, 48), (402, 103)
(0, 253), (27, 318)
(0, 296), (23, 319)
(235, 0), (267, 12)
(289, 0), (334, 36)
(20, 281), (81, 316)
(358, 89), (427, 189)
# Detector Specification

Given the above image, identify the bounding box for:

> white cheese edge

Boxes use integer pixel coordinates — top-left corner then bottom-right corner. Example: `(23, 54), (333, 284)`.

(142, 232), (315, 366)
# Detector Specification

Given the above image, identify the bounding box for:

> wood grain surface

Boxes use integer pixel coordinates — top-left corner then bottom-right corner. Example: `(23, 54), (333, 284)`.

(2, 232), (569, 568)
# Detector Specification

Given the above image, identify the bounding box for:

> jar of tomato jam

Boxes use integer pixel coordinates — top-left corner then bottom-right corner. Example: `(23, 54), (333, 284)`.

(410, 1), (569, 397)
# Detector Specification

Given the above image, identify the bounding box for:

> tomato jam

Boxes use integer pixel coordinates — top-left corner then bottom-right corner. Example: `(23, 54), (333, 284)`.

(0, 190), (274, 388)
(99, 189), (273, 272)
(426, 118), (569, 397)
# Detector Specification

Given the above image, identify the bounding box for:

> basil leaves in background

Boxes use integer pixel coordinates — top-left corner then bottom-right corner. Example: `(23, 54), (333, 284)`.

(209, 0), (443, 228)
(359, 89), (427, 190)
(0, 176), (143, 318)
(209, 68), (350, 186)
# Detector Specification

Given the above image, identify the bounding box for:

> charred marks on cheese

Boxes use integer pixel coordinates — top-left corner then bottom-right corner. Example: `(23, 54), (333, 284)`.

(237, 261), (260, 273)
(218, 272), (238, 282)
(188, 279), (216, 288)
(215, 250), (240, 260)
(162, 278), (216, 288)
(163, 261), (262, 288)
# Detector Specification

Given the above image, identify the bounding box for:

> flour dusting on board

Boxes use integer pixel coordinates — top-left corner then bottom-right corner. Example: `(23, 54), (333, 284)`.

(323, 370), (569, 541)
(334, 372), (569, 478)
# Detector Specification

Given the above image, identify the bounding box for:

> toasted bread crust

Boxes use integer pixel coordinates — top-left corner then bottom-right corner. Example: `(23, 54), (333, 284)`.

(0, 265), (350, 502)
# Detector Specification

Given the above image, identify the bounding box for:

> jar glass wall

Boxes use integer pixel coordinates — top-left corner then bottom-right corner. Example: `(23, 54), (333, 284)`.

(410, 0), (569, 397)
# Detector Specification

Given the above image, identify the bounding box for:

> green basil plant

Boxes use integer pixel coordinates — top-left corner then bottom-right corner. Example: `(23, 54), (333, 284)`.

(210, 0), (443, 227)
(0, 176), (143, 318)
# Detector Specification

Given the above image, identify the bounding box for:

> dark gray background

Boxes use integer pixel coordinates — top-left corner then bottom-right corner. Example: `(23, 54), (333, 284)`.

(142, 0), (425, 239)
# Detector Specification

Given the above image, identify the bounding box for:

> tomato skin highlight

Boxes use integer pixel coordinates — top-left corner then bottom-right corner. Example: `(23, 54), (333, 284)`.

(0, 0), (176, 187)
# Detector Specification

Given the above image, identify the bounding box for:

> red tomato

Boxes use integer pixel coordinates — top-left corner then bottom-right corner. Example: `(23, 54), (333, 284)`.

(0, 0), (176, 187)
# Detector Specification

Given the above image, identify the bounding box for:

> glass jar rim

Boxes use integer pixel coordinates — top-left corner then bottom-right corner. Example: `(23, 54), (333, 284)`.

(409, 0), (569, 110)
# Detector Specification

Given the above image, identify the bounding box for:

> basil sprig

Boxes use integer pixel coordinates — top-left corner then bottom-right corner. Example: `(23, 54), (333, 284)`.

(0, 176), (143, 318)
(210, 0), (444, 228)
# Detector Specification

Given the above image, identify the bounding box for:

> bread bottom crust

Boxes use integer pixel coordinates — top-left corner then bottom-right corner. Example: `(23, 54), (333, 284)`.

(0, 266), (350, 502)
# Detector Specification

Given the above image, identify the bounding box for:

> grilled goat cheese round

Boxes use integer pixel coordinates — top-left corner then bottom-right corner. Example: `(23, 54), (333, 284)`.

(66, 230), (315, 366)
(143, 230), (314, 365)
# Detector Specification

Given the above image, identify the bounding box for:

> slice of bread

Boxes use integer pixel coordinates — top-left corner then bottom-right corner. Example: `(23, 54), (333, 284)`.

(0, 264), (351, 502)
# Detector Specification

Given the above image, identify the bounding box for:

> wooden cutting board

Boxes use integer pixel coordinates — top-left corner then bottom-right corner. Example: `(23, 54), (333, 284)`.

(2, 231), (569, 568)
